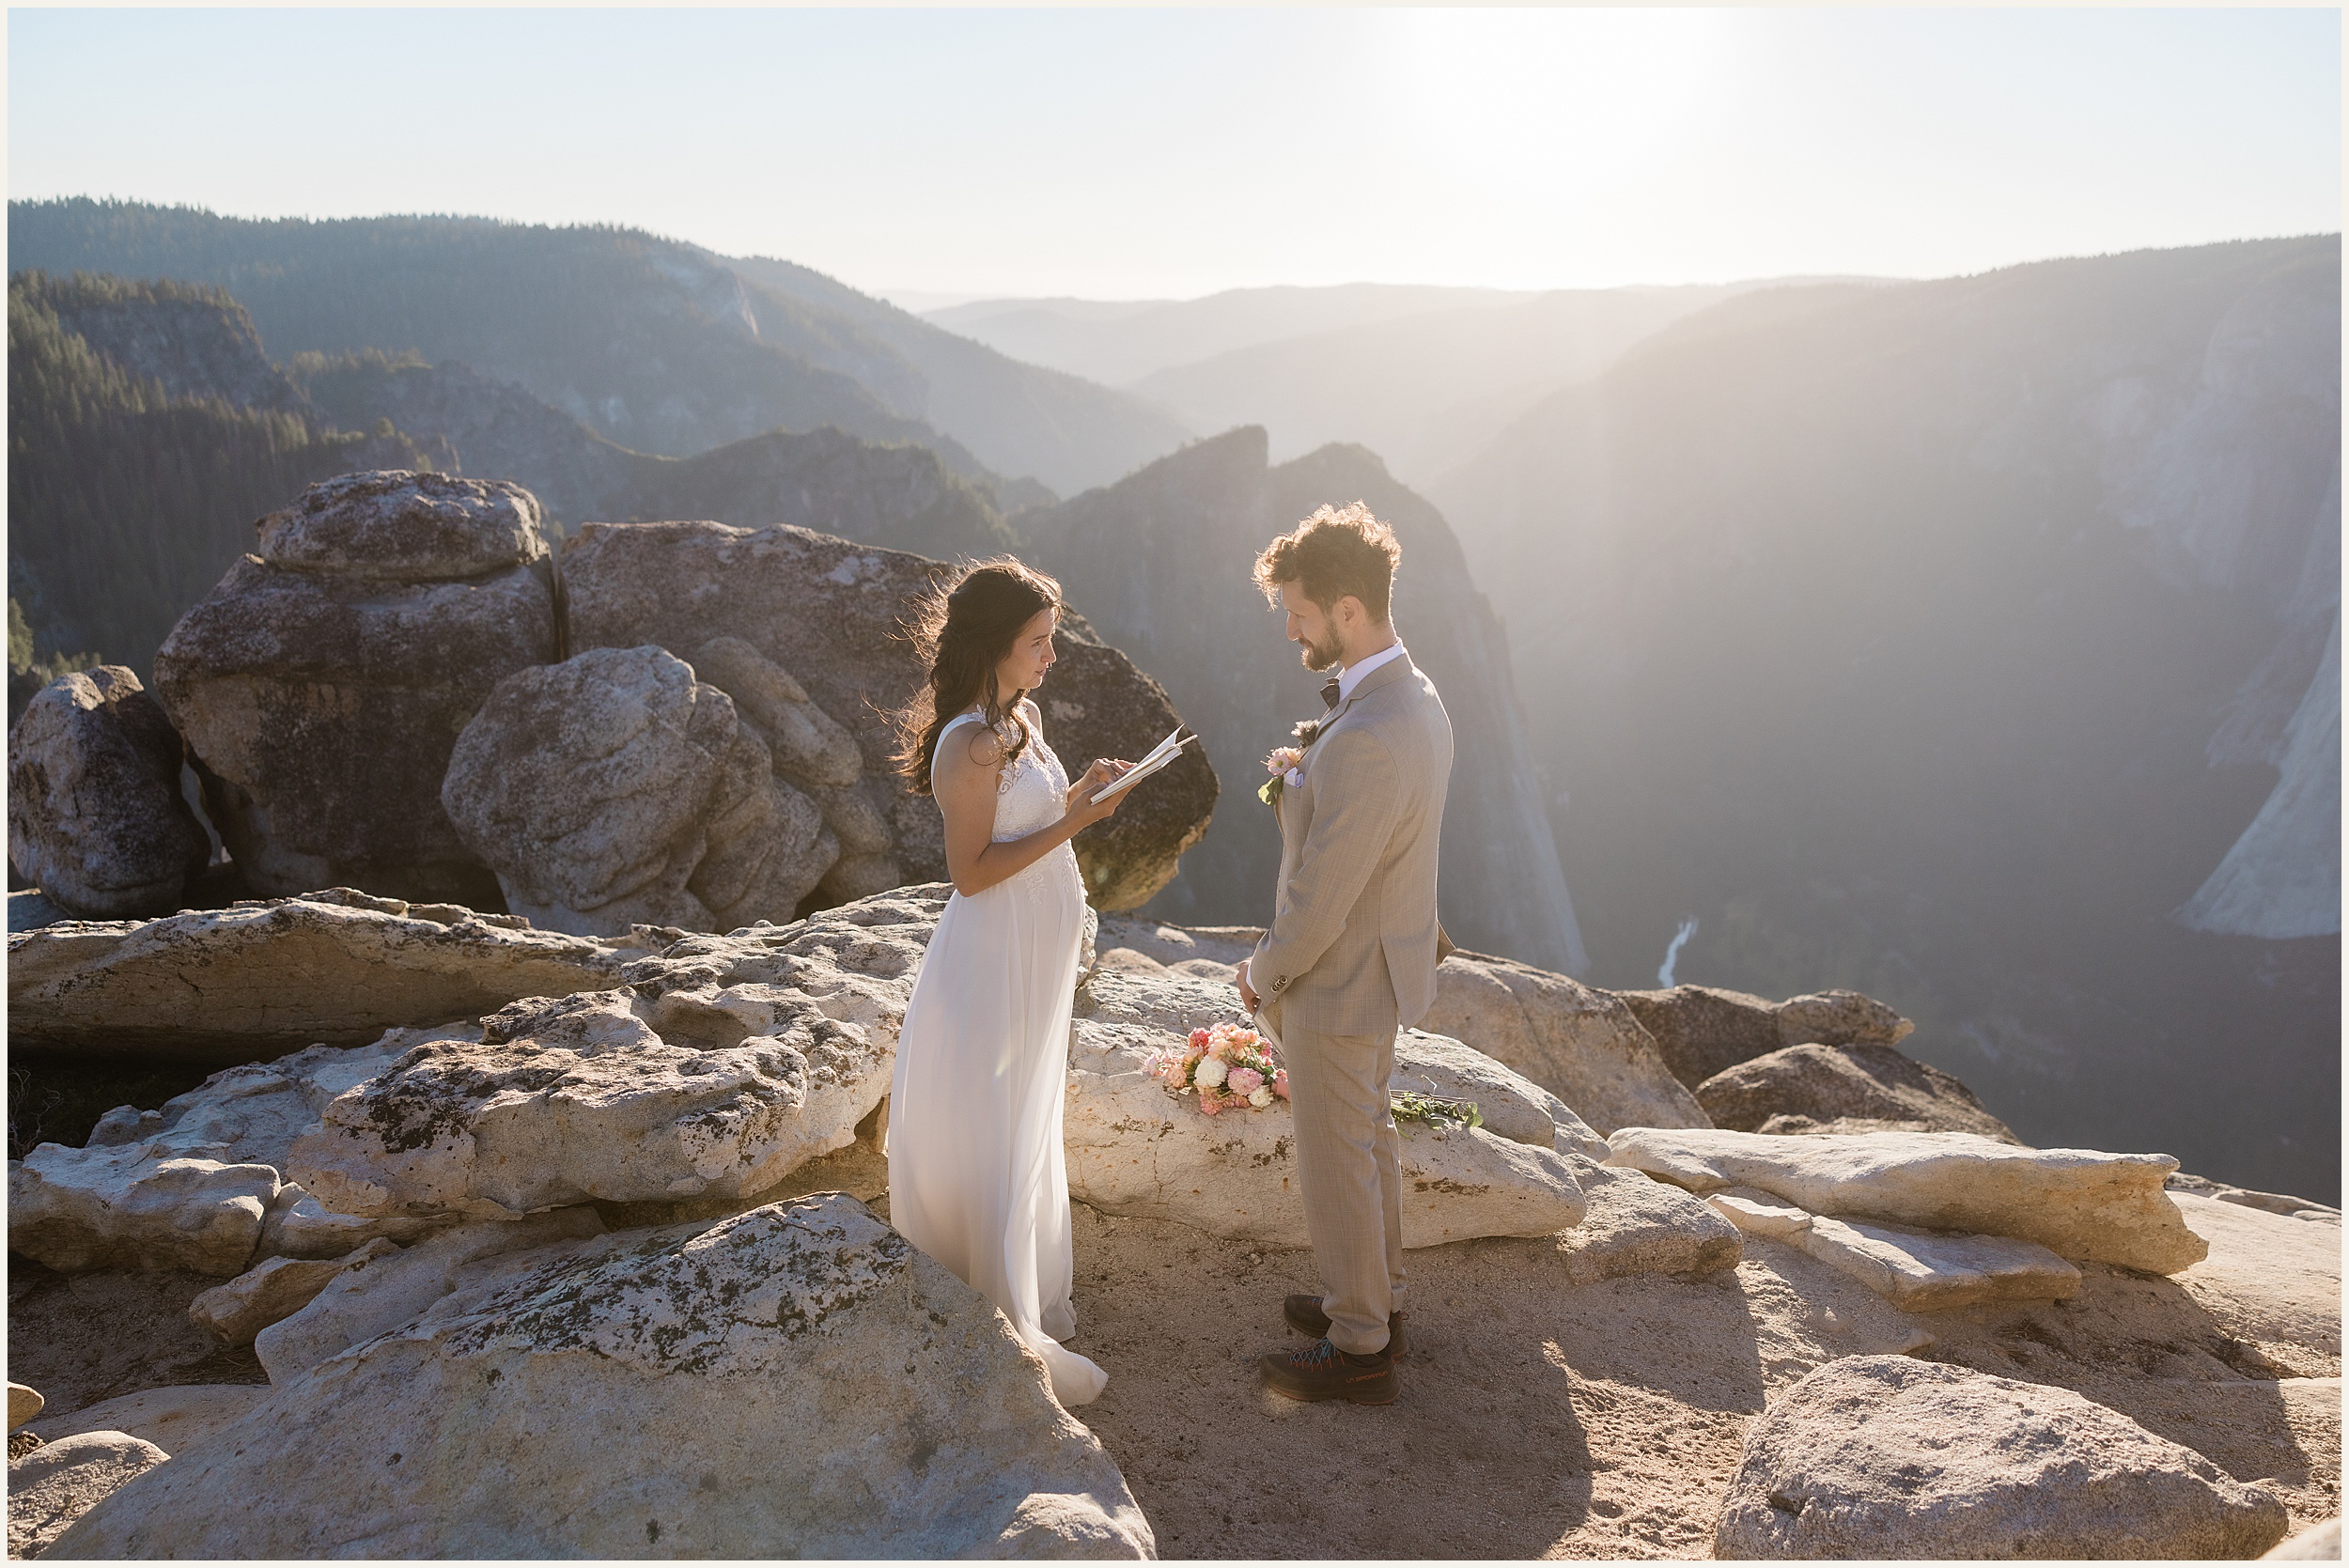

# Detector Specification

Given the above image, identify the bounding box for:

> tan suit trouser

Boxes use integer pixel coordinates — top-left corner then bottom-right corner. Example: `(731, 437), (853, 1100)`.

(1274, 1012), (1407, 1355)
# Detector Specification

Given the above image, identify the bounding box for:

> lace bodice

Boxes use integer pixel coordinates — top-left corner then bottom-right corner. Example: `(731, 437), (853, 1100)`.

(936, 704), (1078, 846)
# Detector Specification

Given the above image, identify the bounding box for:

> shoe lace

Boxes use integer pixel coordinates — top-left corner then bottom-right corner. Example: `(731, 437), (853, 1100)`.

(1293, 1338), (1339, 1368)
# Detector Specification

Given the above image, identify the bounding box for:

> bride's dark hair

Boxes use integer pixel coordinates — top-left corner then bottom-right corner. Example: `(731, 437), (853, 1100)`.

(892, 557), (1064, 796)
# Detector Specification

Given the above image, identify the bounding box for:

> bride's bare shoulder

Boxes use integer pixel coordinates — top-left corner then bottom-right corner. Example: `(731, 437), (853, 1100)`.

(949, 718), (1006, 773)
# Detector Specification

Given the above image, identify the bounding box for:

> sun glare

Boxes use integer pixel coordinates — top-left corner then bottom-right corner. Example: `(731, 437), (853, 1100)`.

(1371, 8), (1731, 197)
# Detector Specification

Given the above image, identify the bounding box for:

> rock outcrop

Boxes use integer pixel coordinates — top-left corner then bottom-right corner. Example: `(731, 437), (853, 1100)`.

(27, 1387), (267, 1462)
(1066, 968), (1588, 1247)
(7, 1029), (460, 1274)
(1695, 1041), (2019, 1142)
(7, 666), (211, 918)
(1704, 1186), (2080, 1312)
(288, 893), (938, 1218)
(441, 645), (838, 935)
(1618, 985), (1914, 1091)
(8, 1143), (283, 1275)
(2170, 1192), (2343, 1378)
(5, 889), (628, 1055)
(188, 1237), (401, 1347)
(1554, 1161), (1744, 1287)
(1713, 1356), (2290, 1559)
(1606, 1126), (2208, 1274)
(560, 518), (1213, 909)
(256, 1208), (609, 1385)
(1419, 951), (1708, 1134)
(8, 1431), (172, 1559)
(53, 1197), (1156, 1559)
(153, 472), (557, 905)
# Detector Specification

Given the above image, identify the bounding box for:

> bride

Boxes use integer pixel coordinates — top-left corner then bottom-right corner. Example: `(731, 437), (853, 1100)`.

(886, 558), (1131, 1407)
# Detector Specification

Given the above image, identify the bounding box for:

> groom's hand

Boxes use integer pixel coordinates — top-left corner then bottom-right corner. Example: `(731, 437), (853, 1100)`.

(1237, 958), (1259, 1014)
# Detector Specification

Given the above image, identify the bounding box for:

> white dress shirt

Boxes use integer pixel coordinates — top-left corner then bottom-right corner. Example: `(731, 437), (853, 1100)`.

(1336, 640), (1407, 703)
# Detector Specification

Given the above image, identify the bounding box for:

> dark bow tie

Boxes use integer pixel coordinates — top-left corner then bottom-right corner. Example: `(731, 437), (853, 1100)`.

(1320, 675), (1342, 710)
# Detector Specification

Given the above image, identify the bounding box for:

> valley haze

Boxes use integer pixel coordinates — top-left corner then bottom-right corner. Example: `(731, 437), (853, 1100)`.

(6, 196), (2340, 1213)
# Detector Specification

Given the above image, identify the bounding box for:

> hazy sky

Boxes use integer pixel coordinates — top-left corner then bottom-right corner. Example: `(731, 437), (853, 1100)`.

(9, 8), (2340, 303)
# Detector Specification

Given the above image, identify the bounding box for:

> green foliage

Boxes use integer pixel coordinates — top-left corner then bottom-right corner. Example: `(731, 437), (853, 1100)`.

(7, 272), (405, 699)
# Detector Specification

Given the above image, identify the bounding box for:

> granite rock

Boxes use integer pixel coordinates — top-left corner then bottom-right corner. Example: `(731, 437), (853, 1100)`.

(55, 1197), (1155, 1559)
(1419, 950), (1708, 1135)
(1066, 968), (1587, 1247)
(288, 892), (939, 1219)
(1620, 985), (1914, 1091)
(561, 519), (1213, 909)
(1696, 1042), (2018, 1143)
(7, 665), (210, 918)
(441, 645), (838, 936)
(1606, 1126), (2207, 1275)
(8, 1431), (172, 1560)
(1714, 1355), (2290, 1559)
(4, 892), (629, 1056)
(154, 473), (559, 903)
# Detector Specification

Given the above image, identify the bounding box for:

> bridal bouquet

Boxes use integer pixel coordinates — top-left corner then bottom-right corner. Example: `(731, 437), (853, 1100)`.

(1145, 1022), (1290, 1115)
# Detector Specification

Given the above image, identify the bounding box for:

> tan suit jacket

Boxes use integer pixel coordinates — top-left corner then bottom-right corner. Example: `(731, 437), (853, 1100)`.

(1253, 649), (1454, 1038)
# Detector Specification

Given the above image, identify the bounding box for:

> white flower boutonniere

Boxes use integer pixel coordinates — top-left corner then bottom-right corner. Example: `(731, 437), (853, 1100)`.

(1259, 717), (1323, 810)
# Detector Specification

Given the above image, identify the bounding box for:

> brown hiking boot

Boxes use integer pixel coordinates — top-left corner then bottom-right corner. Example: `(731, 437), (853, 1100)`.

(1258, 1336), (1398, 1405)
(1283, 1294), (1407, 1358)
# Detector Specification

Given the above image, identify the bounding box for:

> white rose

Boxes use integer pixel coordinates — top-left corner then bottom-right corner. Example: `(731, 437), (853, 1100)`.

(1194, 1055), (1229, 1088)
(1248, 1086), (1274, 1109)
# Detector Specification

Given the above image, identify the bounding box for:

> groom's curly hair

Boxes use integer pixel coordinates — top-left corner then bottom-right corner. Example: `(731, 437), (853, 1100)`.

(1252, 502), (1402, 623)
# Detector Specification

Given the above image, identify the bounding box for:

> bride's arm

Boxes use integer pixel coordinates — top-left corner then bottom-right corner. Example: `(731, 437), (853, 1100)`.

(936, 723), (1131, 897)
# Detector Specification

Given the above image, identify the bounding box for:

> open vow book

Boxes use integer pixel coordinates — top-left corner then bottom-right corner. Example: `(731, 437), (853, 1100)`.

(1089, 724), (1198, 804)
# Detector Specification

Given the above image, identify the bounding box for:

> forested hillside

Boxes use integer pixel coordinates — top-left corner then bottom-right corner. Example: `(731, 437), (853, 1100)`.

(7, 272), (426, 712)
(8, 199), (1188, 493)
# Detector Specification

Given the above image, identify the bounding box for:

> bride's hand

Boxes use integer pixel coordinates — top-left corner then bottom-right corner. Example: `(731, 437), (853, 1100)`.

(1066, 759), (1134, 827)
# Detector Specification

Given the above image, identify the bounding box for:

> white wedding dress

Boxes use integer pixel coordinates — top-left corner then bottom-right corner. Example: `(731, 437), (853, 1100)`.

(885, 703), (1108, 1407)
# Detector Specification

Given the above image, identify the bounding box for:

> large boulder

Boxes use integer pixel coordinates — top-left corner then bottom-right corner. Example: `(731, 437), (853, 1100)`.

(1606, 1126), (2208, 1275)
(5, 888), (629, 1056)
(561, 518), (1214, 909)
(1392, 1029), (1609, 1158)
(1554, 1160), (1744, 1287)
(1713, 1356), (2290, 1559)
(1618, 984), (1914, 1091)
(440, 645), (837, 935)
(1066, 968), (1588, 1247)
(2171, 1192), (2342, 1378)
(1704, 1187), (2082, 1311)
(288, 892), (939, 1219)
(1419, 950), (1708, 1134)
(254, 1208), (610, 1385)
(7, 665), (210, 918)
(52, 1197), (1156, 1559)
(8, 1029), (463, 1274)
(188, 1238), (401, 1347)
(153, 471), (557, 905)
(8, 1143), (282, 1275)
(8, 1431), (172, 1559)
(1695, 1041), (2019, 1142)
(25, 1386), (266, 1461)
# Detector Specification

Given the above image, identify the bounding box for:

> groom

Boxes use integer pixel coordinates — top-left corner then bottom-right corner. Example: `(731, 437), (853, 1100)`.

(1237, 502), (1454, 1405)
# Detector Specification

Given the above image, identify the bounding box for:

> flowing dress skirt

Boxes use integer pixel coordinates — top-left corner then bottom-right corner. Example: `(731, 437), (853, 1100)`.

(885, 845), (1107, 1406)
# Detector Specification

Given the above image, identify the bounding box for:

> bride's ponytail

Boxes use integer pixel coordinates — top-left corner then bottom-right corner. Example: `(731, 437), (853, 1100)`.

(891, 557), (1063, 796)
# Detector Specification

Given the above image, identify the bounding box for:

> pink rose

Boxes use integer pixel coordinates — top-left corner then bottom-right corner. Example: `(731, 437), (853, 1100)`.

(1197, 1090), (1225, 1115)
(1190, 1027), (1211, 1048)
(1226, 1067), (1265, 1096)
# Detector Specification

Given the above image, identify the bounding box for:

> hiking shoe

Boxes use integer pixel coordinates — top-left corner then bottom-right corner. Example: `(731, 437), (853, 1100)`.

(1283, 1295), (1407, 1358)
(1258, 1336), (1398, 1404)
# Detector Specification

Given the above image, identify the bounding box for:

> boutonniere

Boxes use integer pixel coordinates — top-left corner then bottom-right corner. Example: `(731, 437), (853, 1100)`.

(1257, 718), (1323, 809)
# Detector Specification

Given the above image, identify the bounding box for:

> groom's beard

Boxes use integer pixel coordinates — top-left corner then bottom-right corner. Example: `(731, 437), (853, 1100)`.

(1295, 629), (1344, 672)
